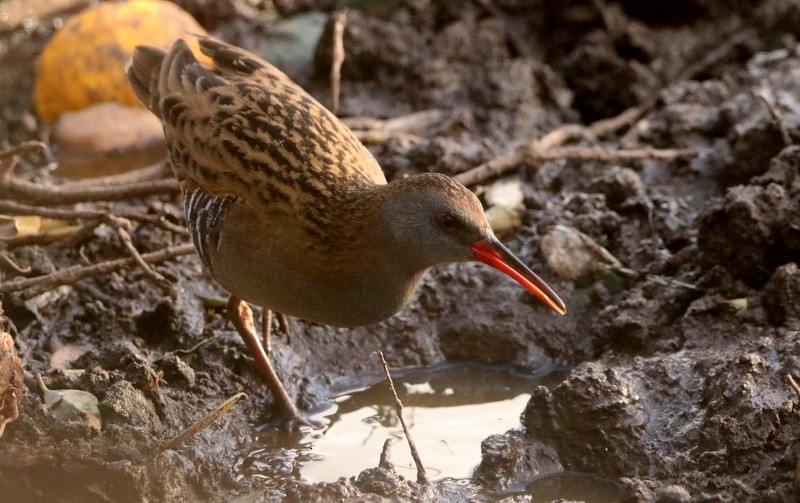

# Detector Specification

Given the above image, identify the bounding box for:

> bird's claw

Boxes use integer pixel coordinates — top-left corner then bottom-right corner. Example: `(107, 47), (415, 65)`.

(280, 413), (323, 432)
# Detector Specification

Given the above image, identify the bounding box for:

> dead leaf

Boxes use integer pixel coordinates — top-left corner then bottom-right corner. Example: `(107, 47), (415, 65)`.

(0, 215), (81, 244)
(541, 224), (633, 280)
(0, 215), (41, 240)
(36, 374), (102, 430)
(0, 306), (23, 438)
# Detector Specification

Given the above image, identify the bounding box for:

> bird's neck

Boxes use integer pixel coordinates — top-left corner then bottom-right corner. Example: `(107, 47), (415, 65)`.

(325, 180), (430, 282)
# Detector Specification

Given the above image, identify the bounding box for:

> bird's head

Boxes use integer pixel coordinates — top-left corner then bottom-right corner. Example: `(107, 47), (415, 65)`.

(384, 173), (566, 315)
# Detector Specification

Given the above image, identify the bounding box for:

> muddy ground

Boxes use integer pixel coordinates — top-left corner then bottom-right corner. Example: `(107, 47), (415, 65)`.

(2, 0), (800, 501)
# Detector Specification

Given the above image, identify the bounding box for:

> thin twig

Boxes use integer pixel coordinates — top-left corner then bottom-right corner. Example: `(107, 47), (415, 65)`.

(0, 200), (188, 236)
(330, 10), (348, 115)
(374, 350), (428, 485)
(106, 216), (175, 296)
(531, 146), (695, 162)
(152, 392), (247, 459)
(69, 161), (171, 187)
(454, 23), (750, 188)
(2, 174), (179, 206)
(454, 144), (695, 187)
(786, 374), (800, 399)
(344, 109), (457, 144)
(171, 337), (214, 356)
(0, 251), (31, 275)
(0, 140), (54, 167)
(0, 243), (195, 297)
(452, 114), (651, 187)
(757, 88), (792, 146)
(0, 142), (178, 205)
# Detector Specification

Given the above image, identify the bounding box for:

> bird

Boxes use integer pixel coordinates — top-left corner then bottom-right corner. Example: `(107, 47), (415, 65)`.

(127, 37), (566, 429)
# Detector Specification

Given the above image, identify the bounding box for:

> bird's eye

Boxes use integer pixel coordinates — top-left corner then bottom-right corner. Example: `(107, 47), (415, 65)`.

(437, 213), (457, 231)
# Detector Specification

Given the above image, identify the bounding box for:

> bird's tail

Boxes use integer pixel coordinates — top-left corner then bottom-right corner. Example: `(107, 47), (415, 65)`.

(128, 40), (205, 119)
(126, 44), (167, 118)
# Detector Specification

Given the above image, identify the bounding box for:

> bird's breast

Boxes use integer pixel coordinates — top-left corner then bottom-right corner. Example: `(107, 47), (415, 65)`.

(208, 200), (423, 327)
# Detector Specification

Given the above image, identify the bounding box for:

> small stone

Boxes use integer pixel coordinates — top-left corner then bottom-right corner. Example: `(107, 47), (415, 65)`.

(353, 466), (402, 495)
(100, 380), (160, 431)
(52, 102), (164, 153)
(654, 484), (691, 503)
(159, 353), (196, 388)
(763, 262), (800, 329)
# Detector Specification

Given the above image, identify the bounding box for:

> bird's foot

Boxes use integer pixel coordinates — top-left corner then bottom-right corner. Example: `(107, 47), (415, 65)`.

(228, 296), (307, 426)
(278, 413), (324, 432)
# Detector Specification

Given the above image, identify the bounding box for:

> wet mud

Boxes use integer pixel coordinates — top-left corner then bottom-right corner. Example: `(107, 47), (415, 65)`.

(2, 0), (800, 501)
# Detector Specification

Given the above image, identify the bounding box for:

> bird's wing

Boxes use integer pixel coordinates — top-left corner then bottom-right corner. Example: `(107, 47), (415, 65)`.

(131, 38), (386, 215)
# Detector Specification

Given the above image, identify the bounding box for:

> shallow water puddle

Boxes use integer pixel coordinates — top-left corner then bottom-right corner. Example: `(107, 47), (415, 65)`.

(238, 363), (572, 482)
(515, 472), (623, 502)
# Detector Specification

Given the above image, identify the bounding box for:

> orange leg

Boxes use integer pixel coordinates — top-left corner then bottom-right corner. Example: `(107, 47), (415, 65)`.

(228, 296), (313, 430)
(261, 309), (292, 355)
(261, 308), (273, 355)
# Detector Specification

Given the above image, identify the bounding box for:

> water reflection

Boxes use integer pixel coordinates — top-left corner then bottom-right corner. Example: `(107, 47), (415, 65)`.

(238, 362), (567, 482)
(520, 472), (622, 503)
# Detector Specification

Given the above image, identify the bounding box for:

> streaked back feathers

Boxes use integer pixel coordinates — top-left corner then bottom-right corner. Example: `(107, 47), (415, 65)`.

(127, 37), (386, 238)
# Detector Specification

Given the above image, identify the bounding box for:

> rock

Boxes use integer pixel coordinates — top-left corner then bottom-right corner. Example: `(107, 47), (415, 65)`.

(158, 354), (196, 388)
(587, 166), (649, 212)
(353, 466), (403, 495)
(100, 380), (160, 431)
(763, 262), (800, 329)
(697, 183), (799, 285)
(473, 432), (560, 491)
(654, 484), (692, 503)
(523, 364), (650, 477)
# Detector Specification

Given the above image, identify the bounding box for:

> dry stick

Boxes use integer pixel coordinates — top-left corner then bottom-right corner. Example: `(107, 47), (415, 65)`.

(152, 392), (247, 459)
(69, 160), (171, 187)
(345, 109), (452, 144)
(343, 109), (449, 132)
(0, 200), (188, 236)
(107, 217), (175, 296)
(374, 350), (428, 485)
(454, 144), (692, 187)
(757, 89), (792, 147)
(533, 146), (696, 162)
(0, 243), (195, 297)
(0, 142), (178, 205)
(786, 374), (800, 399)
(453, 116), (646, 187)
(0, 202), (182, 294)
(454, 25), (751, 188)
(2, 174), (179, 206)
(330, 10), (348, 115)
(0, 251), (31, 275)
(0, 140), (54, 165)
(379, 438), (395, 469)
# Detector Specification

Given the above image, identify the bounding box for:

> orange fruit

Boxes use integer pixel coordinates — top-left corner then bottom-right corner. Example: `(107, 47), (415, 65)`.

(33, 0), (210, 123)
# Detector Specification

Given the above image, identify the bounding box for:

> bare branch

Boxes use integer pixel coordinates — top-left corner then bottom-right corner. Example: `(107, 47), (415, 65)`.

(152, 392), (247, 459)
(757, 88), (792, 147)
(0, 200), (188, 236)
(0, 243), (195, 297)
(374, 350), (428, 485)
